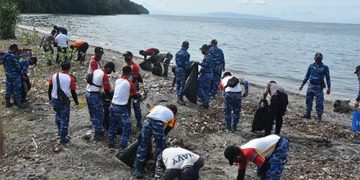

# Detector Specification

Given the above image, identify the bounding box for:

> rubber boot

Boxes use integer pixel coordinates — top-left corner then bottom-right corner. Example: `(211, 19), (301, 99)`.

(177, 96), (185, 105)
(5, 98), (13, 108)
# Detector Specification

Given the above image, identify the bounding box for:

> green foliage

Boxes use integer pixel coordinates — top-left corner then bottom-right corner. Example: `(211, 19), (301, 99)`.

(18, 0), (149, 15)
(18, 29), (40, 45)
(0, 0), (19, 39)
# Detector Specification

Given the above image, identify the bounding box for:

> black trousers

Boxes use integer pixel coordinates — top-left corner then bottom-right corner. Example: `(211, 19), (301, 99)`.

(265, 93), (288, 136)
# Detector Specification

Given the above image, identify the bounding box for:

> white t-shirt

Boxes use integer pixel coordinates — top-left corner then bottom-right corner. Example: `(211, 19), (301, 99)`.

(147, 105), (174, 123)
(86, 69), (108, 92)
(55, 33), (68, 48)
(111, 78), (135, 105)
(240, 134), (281, 159)
(50, 72), (76, 98)
(162, 147), (200, 169)
(221, 76), (242, 92)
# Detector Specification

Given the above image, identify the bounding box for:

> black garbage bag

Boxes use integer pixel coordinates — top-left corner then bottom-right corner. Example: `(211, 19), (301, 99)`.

(183, 64), (199, 104)
(139, 59), (152, 71)
(152, 62), (163, 76)
(117, 137), (152, 168)
(252, 99), (269, 132)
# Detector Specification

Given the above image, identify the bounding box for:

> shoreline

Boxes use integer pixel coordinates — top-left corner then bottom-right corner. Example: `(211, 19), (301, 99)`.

(15, 25), (350, 104)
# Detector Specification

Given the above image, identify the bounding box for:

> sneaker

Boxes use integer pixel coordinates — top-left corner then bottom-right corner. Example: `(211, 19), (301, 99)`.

(224, 128), (231, 133)
(300, 114), (311, 119)
(210, 96), (215, 99)
(232, 126), (237, 132)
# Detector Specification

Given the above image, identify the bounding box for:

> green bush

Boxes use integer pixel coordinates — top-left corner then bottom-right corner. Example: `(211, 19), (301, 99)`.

(0, 0), (19, 39)
(19, 29), (40, 45)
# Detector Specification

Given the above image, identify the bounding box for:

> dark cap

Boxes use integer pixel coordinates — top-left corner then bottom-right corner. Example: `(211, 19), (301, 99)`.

(355, 65), (360, 73)
(211, 39), (217, 46)
(95, 47), (104, 55)
(123, 51), (133, 59)
(199, 44), (209, 50)
(104, 62), (116, 72)
(9, 44), (19, 50)
(224, 146), (240, 165)
(182, 41), (189, 48)
(122, 66), (133, 75)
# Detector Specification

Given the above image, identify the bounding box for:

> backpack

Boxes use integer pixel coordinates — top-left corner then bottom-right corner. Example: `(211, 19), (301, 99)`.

(225, 77), (240, 88)
(56, 73), (69, 105)
(0, 52), (6, 65)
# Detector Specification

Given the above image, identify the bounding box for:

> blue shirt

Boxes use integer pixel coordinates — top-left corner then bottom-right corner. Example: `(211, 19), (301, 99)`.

(58, 27), (68, 35)
(209, 46), (225, 67)
(3, 51), (21, 76)
(175, 48), (191, 69)
(200, 53), (213, 73)
(20, 59), (30, 75)
(357, 74), (360, 101)
(302, 62), (331, 88)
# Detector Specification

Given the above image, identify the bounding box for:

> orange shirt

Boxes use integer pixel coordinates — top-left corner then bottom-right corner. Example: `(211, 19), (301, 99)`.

(72, 40), (86, 48)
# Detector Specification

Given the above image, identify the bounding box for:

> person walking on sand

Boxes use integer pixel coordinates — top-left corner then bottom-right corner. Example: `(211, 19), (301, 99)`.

(299, 53), (331, 122)
(209, 39), (225, 98)
(263, 81), (288, 136)
(48, 62), (79, 146)
(175, 41), (193, 105)
(86, 47), (104, 85)
(220, 72), (248, 132)
(224, 134), (290, 180)
(123, 51), (143, 130)
(108, 66), (141, 150)
(133, 104), (178, 178)
(154, 147), (204, 180)
(70, 40), (89, 64)
(355, 65), (360, 108)
(85, 62), (115, 141)
(39, 30), (56, 56)
(197, 44), (213, 108)
(3, 44), (25, 108)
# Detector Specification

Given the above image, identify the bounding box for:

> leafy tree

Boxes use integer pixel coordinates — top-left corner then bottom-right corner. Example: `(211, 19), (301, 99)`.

(18, 0), (149, 15)
(0, 0), (19, 39)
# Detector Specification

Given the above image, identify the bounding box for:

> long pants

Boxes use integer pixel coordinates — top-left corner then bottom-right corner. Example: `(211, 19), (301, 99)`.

(176, 68), (186, 98)
(197, 72), (213, 104)
(305, 84), (324, 119)
(77, 42), (89, 63)
(108, 104), (131, 150)
(127, 99), (142, 129)
(265, 93), (288, 136)
(56, 47), (68, 64)
(257, 137), (290, 180)
(43, 44), (54, 55)
(51, 98), (70, 145)
(211, 64), (223, 97)
(163, 59), (171, 76)
(135, 119), (166, 171)
(224, 92), (242, 130)
(5, 74), (22, 105)
(85, 92), (104, 137)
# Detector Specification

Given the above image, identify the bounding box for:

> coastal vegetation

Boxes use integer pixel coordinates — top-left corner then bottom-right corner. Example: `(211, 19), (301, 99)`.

(0, 0), (19, 39)
(19, 0), (149, 15)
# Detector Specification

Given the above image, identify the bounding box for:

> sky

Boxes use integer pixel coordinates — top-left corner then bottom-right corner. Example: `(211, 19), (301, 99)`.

(132, 0), (360, 24)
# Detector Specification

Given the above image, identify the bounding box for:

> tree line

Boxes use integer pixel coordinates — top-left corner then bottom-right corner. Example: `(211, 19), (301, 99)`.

(18, 0), (149, 15)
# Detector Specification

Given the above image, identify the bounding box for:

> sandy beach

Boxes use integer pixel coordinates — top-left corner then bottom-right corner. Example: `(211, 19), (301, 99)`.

(0, 28), (359, 179)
